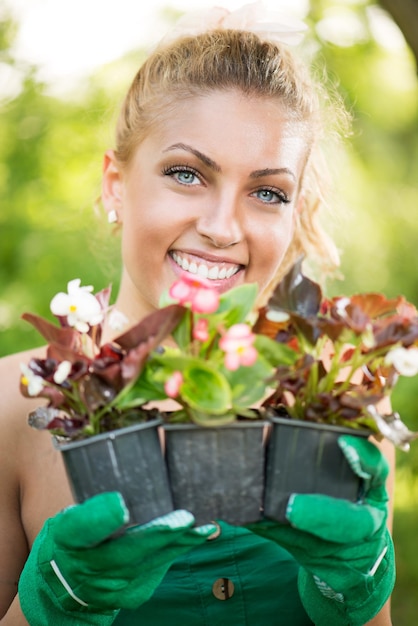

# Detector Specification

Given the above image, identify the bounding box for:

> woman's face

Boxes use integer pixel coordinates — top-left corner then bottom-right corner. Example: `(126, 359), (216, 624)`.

(103, 89), (309, 321)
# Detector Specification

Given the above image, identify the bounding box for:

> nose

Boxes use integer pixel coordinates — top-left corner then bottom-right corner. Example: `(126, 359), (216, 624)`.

(195, 195), (243, 248)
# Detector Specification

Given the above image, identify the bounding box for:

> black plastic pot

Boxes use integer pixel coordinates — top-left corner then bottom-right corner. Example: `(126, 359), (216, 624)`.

(264, 414), (371, 522)
(54, 418), (174, 526)
(163, 420), (269, 526)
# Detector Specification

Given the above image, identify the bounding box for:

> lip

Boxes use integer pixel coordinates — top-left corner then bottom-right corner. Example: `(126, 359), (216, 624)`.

(171, 249), (245, 266)
(168, 250), (245, 293)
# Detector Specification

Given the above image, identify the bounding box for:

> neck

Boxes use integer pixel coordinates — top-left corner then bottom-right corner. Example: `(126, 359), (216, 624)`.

(102, 270), (157, 343)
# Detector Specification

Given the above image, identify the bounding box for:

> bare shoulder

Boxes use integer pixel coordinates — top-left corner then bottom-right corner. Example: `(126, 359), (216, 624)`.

(0, 346), (46, 423)
(0, 348), (73, 617)
(0, 346), (73, 529)
(0, 347), (48, 472)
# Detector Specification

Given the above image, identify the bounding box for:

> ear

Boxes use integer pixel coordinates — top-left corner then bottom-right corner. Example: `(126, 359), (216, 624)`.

(102, 150), (124, 222)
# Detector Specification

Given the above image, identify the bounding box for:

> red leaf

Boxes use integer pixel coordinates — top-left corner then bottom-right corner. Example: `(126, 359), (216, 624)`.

(266, 257), (322, 317)
(349, 293), (403, 318)
(22, 313), (79, 349)
(114, 304), (186, 350)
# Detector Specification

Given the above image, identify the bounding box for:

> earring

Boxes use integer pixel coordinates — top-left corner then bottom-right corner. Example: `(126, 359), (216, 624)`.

(107, 209), (118, 224)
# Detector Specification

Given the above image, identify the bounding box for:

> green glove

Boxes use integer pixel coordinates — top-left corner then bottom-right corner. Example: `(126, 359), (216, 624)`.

(18, 492), (216, 626)
(248, 435), (395, 626)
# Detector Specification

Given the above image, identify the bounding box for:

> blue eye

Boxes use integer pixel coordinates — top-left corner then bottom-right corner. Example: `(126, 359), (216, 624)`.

(176, 171), (198, 184)
(163, 166), (201, 186)
(253, 188), (290, 205)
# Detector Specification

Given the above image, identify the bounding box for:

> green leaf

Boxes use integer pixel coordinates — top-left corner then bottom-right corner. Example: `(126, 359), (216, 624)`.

(226, 357), (274, 408)
(216, 283), (258, 325)
(151, 352), (221, 372)
(180, 362), (231, 414)
(117, 365), (167, 407)
(171, 308), (192, 352)
(254, 334), (298, 367)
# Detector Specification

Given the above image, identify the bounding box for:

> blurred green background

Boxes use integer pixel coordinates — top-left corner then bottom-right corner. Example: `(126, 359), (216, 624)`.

(1, 0), (417, 621)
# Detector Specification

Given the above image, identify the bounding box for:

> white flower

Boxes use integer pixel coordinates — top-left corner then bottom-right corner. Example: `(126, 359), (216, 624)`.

(335, 297), (350, 318)
(362, 324), (376, 349)
(108, 308), (129, 332)
(265, 309), (290, 323)
(53, 360), (72, 384)
(20, 363), (45, 396)
(50, 278), (104, 333)
(385, 346), (418, 377)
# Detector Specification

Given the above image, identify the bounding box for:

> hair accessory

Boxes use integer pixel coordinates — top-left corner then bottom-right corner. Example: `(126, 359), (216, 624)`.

(161, 1), (307, 47)
(107, 209), (118, 224)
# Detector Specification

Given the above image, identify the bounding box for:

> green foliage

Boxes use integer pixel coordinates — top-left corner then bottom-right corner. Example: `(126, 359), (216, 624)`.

(390, 465), (418, 624)
(306, 1), (418, 304)
(0, 11), (145, 356)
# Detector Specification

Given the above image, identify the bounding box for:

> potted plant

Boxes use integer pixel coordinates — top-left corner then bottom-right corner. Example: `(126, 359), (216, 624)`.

(20, 279), (186, 526)
(128, 273), (297, 524)
(21, 265), (418, 527)
(254, 258), (418, 520)
(21, 275), (293, 526)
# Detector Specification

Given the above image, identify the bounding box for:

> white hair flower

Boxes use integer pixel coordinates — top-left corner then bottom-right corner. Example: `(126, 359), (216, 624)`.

(161, 1), (307, 47)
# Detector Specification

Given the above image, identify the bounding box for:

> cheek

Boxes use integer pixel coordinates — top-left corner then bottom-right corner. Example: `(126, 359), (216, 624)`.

(251, 211), (295, 275)
(122, 187), (167, 241)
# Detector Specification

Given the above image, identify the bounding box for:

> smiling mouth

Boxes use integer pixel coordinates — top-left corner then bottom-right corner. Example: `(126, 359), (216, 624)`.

(170, 251), (241, 281)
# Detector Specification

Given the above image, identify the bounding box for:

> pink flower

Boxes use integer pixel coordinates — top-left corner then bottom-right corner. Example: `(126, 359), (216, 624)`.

(164, 371), (184, 398)
(219, 324), (258, 371)
(169, 273), (220, 314)
(193, 318), (209, 342)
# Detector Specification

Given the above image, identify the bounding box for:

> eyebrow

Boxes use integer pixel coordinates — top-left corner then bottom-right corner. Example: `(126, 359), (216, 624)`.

(163, 143), (296, 180)
(250, 168), (296, 181)
(163, 143), (221, 172)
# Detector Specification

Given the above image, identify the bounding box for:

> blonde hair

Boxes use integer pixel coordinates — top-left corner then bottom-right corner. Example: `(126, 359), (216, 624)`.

(113, 29), (348, 295)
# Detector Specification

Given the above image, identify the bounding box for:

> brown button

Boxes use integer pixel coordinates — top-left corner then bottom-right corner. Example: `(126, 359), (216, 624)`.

(212, 578), (235, 601)
(207, 522), (221, 541)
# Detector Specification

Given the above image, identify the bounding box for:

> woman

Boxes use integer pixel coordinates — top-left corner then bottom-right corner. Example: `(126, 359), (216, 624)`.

(0, 4), (395, 624)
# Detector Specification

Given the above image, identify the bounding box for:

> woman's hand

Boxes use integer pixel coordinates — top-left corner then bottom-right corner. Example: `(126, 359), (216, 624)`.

(247, 436), (395, 626)
(18, 492), (215, 625)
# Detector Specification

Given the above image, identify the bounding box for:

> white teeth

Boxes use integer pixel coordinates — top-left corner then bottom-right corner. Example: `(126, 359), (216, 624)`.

(208, 266), (219, 279)
(171, 252), (239, 281)
(197, 265), (208, 278)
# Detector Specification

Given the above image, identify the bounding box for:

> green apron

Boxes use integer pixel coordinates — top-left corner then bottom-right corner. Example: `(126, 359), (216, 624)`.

(114, 521), (313, 625)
